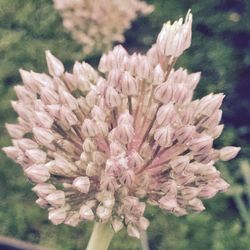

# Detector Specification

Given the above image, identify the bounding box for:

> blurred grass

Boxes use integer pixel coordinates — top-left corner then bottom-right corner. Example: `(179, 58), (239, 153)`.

(0, 0), (249, 249)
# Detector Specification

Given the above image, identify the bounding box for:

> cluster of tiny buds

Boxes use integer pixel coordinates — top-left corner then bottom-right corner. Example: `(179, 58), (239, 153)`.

(53, 0), (154, 54)
(3, 11), (240, 238)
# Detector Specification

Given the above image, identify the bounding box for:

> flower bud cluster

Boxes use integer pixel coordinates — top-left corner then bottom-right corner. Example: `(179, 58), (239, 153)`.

(53, 0), (154, 55)
(3, 12), (240, 238)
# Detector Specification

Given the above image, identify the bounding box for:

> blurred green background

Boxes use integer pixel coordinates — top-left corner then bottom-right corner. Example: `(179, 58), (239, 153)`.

(0, 0), (249, 249)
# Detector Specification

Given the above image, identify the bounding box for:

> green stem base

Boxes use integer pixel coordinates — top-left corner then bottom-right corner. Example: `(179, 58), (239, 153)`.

(86, 222), (114, 250)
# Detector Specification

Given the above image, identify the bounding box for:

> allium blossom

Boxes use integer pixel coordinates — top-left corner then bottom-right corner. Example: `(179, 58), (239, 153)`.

(3, 11), (240, 238)
(53, 0), (154, 54)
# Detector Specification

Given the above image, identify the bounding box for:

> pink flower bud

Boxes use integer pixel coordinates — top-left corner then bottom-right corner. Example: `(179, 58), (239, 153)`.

(120, 71), (138, 96)
(198, 185), (218, 199)
(81, 119), (98, 137)
(219, 146), (240, 161)
(86, 162), (99, 177)
(175, 125), (195, 144)
(73, 176), (90, 193)
(19, 69), (39, 93)
(60, 106), (78, 127)
(92, 151), (106, 165)
(105, 86), (121, 108)
(110, 142), (125, 156)
(159, 196), (178, 210)
(34, 111), (54, 128)
(98, 192), (115, 208)
(86, 90), (97, 108)
(188, 198), (205, 212)
(154, 126), (174, 147)
(25, 149), (47, 164)
(181, 187), (199, 200)
(152, 64), (165, 85)
(32, 183), (56, 197)
(41, 88), (59, 104)
(48, 207), (67, 225)
(96, 121), (109, 137)
(197, 93), (224, 116)
(96, 205), (112, 221)
(13, 104), (33, 122)
(78, 97), (91, 113)
(128, 53), (138, 75)
(31, 71), (55, 90)
(98, 54), (110, 73)
(120, 169), (135, 186)
(91, 106), (106, 121)
(172, 84), (189, 104)
(127, 224), (140, 239)
(14, 85), (36, 104)
(6, 123), (26, 139)
(154, 82), (174, 104)
(45, 50), (64, 77)
(107, 69), (122, 88)
(46, 190), (65, 207)
(201, 110), (222, 129)
(113, 124), (134, 144)
(212, 178), (230, 192)
(64, 72), (78, 91)
(188, 72), (201, 90)
(2, 146), (20, 160)
(59, 88), (78, 110)
(17, 138), (39, 150)
(136, 56), (151, 79)
(81, 62), (98, 83)
(33, 127), (54, 145)
(156, 103), (176, 127)
(79, 205), (94, 221)
(189, 134), (213, 153)
(112, 45), (128, 63)
(117, 111), (134, 125)
(112, 218), (124, 232)
(64, 212), (80, 227)
(46, 104), (61, 118)
(208, 124), (224, 139)
(25, 164), (50, 183)
(35, 198), (49, 208)
(55, 157), (78, 174)
(73, 62), (91, 92)
(128, 151), (144, 169)
(82, 138), (97, 153)
(170, 156), (189, 174)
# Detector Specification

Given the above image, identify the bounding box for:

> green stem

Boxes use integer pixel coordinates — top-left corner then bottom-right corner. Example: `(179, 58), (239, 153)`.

(86, 222), (114, 250)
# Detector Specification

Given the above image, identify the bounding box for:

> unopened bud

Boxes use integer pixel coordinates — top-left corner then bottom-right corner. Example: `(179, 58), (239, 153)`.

(6, 123), (26, 139)
(154, 126), (174, 147)
(46, 190), (65, 207)
(25, 149), (47, 164)
(32, 183), (56, 197)
(79, 205), (94, 221)
(219, 146), (240, 161)
(73, 176), (90, 193)
(105, 86), (121, 108)
(25, 164), (50, 183)
(48, 207), (67, 225)
(45, 50), (64, 77)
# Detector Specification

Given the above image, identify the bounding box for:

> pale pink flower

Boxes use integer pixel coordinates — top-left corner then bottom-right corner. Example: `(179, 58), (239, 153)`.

(53, 0), (154, 55)
(3, 11), (240, 238)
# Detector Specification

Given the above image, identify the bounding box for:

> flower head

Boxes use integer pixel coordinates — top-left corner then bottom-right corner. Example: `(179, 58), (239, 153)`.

(53, 0), (154, 55)
(3, 11), (240, 238)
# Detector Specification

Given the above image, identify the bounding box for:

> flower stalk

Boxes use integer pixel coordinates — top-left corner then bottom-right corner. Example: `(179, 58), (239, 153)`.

(86, 222), (114, 250)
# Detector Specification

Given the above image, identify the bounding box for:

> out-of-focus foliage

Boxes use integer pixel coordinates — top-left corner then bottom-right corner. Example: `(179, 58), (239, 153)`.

(0, 0), (249, 249)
